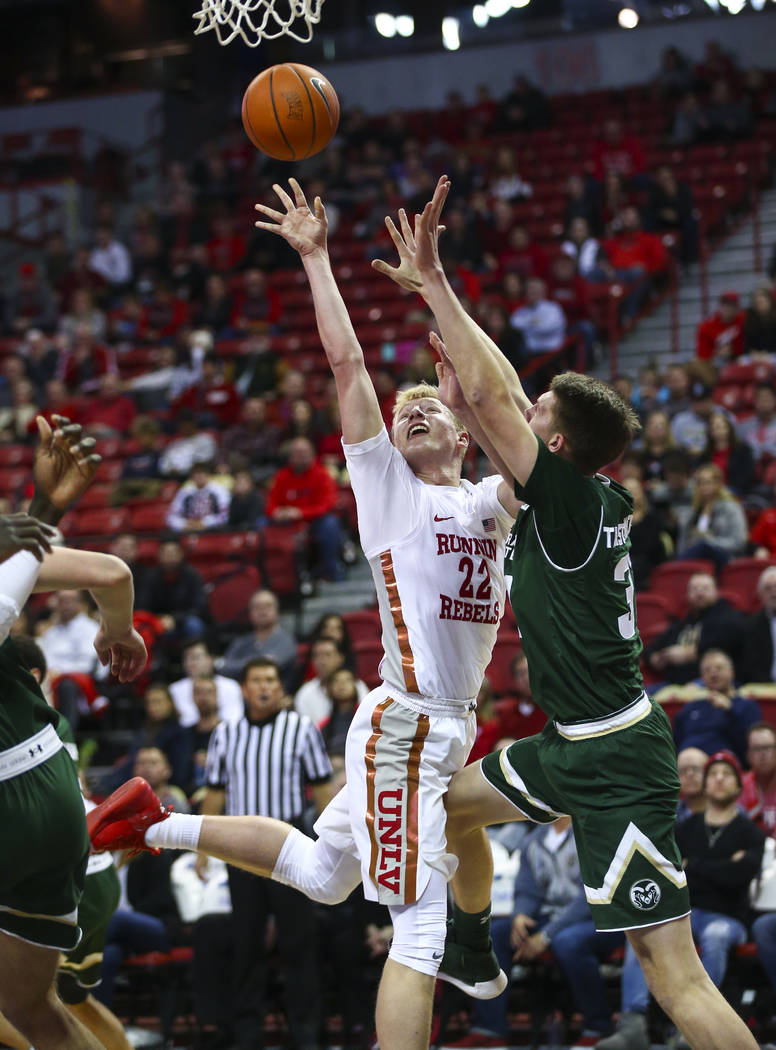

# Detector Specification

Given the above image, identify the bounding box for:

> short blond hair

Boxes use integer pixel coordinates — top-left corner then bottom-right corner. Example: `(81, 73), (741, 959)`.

(392, 383), (465, 434)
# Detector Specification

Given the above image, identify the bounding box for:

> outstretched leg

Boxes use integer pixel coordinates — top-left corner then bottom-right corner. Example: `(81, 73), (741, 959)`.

(626, 915), (758, 1050)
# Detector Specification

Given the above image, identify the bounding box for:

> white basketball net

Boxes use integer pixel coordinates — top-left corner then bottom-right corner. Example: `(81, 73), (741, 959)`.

(193, 0), (325, 46)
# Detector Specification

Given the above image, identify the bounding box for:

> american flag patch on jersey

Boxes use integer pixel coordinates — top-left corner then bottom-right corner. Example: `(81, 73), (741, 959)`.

(482, 517), (496, 532)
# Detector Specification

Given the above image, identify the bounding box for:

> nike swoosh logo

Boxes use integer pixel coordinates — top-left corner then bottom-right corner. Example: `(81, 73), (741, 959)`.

(434, 515), (454, 522)
(432, 951), (443, 959)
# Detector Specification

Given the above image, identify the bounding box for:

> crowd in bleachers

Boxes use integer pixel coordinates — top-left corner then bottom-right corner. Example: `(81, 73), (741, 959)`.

(3, 36), (776, 1047)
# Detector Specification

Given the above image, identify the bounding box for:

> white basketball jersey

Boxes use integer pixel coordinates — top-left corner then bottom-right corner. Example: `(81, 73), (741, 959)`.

(344, 428), (514, 703)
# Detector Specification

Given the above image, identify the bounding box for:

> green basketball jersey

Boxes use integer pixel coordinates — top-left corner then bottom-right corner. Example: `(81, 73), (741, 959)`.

(506, 438), (644, 724)
(0, 637), (63, 750)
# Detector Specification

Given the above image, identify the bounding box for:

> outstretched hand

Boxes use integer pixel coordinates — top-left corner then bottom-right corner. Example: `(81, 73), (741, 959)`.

(0, 512), (57, 564)
(431, 332), (468, 418)
(94, 623), (148, 683)
(32, 415), (101, 516)
(254, 178), (327, 257)
(371, 175), (451, 293)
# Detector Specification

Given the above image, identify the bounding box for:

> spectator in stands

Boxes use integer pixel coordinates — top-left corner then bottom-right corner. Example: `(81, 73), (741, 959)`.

(41, 231), (71, 293)
(80, 371), (136, 437)
(741, 722), (776, 836)
(38, 589), (105, 731)
(137, 279), (189, 343)
(194, 273), (233, 335)
(480, 302), (527, 374)
(96, 757), (186, 1008)
(508, 277), (566, 356)
(663, 362), (692, 419)
(109, 533), (153, 602)
(266, 436), (345, 583)
(61, 323), (113, 394)
(294, 636), (368, 726)
(437, 205), (484, 271)
(602, 205), (668, 315)
(646, 165), (698, 263)
(700, 411), (756, 497)
(673, 649), (762, 764)
(173, 351), (242, 428)
(186, 676), (222, 796)
(492, 651), (547, 740)
(102, 683), (192, 794)
(494, 74), (550, 131)
(58, 288), (107, 343)
(739, 566), (776, 683)
(111, 415), (163, 505)
(644, 572), (745, 685)
(139, 537), (209, 640)
(496, 224), (549, 281)
(669, 92), (708, 147)
(321, 667), (362, 756)
(622, 477), (669, 590)
(632, 364), (664, 422)
(744, 286), (776, 356)
(677, 746), (709, 821)
(307, 612), (357, 673)
(18, 328), (58, 396)
(89, 224), (132, 291)
(267, 367), (307, 429)
(563, 175), (601, 236)
(590, 118), (646, 183)
(703, 78), (753, 140)
(751, 494), (776, 561)
(220, 396), (281, 480)
(59, 245), (106, 310)
(166, 463), (231, 533)
(231, 268), (282, 334)
(4, 261), (56, 334)
(636, 408), (677, 488)
(159, 408), (218, 479)
(206, 213), (246, 272)
(654, 45), (695, 99)
(671, 382), (718, 459)
(218, 588), (298, 690)
(127, 344), (196, 412)
(171, 638), (243, 728)
(227, 469), (265, 531)
(739, 381), (776, 466)
(561, 216), (605, 279)
(548, 254), (596, 365)
(0, 379), (37, 442)
(233, 336), (282, 402)
(487, 145), (532, 202)
(676, 462), (748, 569)
(600, 171), (630, 234)
(696, 291), (745, 362)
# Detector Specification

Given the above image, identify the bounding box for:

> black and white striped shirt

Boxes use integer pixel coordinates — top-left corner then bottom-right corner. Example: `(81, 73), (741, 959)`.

(204, 708), (332, 821)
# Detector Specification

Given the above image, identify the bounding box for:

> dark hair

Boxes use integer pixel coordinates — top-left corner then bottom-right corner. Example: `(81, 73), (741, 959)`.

(240, 657), (281, 683)
(748, 721), (776, 742)
(308, 612), (354, 666)
(550, 372), (640, 474)
(182, 637), (210, 657)
(13, 635), (46, 679)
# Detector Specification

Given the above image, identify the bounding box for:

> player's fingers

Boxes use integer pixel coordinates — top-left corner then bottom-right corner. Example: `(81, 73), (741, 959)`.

(254, 202), (284, 221)
(370, 259), (395, 277)
(398, 209), (415, 249)
(272, 182), (294, 211)
(288, 177), (309, 209)
(254, 220), (284, 234)
(314, 197), (326, 222)
(35, 415), (53, 448)
(383, 217), (409, 255)
(50, 414), (71, 427)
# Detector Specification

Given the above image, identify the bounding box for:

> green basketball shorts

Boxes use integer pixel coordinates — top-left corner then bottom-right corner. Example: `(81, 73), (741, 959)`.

(481, 694), (691, 931)
(0, 738), (89, 951)
(58, 856), (120, 1003)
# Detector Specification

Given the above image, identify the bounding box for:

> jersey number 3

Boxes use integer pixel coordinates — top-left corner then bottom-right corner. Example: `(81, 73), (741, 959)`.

(614, 553), (636, 639)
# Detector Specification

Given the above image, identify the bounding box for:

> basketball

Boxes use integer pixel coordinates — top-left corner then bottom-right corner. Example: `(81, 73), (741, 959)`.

(241, 63), (340, 162)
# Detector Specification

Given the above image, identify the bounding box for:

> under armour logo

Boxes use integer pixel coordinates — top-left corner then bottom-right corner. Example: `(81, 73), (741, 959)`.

(28, 743), (43, 758)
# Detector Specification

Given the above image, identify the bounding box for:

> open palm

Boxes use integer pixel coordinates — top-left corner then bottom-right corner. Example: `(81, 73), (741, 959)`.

(254, 179), (327, 256)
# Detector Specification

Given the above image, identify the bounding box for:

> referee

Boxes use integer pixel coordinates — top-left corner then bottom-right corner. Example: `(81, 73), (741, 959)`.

(202, 658), (333, 1050)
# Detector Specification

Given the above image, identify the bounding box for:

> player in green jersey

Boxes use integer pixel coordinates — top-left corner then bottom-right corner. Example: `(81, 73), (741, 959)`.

(0, 416), (146, 1050)
(374, 175), (758, 1050)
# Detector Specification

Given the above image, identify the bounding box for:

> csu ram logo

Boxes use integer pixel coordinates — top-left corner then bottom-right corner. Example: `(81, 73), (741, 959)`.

(629, 878), (661, 911)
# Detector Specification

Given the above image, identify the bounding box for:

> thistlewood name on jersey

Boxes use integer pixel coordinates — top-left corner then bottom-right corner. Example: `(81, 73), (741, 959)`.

(603, 515), (633, 548)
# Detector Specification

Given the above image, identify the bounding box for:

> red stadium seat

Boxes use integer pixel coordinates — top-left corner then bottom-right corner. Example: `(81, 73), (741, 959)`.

(719, 557), (776, 613)
(77, 485), (113, 510)
(183, 531), (260, 562)
(342, 608), (382, 646)
(0, 445), (33, 468)
(261, 524), (308, 598)
(636, 592), (673, 636)
(208, 565), (263, 625)
(69, 507), (131, 537)
(648, 560), (716, 618)
(0, 467), (32, 497)
(485, 639), (523, 695)
(352, 639), (383, 689)
(129, 504), (170, 534)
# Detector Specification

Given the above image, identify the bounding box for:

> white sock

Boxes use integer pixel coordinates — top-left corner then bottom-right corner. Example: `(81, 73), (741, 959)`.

(145, 812), (203, 850)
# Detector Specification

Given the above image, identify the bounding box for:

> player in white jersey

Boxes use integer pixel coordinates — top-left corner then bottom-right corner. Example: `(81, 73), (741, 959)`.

(87, 179), (524, 1050)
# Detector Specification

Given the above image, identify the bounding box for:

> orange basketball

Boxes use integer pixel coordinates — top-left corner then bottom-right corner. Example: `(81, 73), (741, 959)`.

(241, 63), (340, 162)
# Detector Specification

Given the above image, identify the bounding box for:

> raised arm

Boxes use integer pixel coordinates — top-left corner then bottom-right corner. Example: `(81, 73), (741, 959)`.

(375, 178), (540, 487)
(254, 180), (383, 445)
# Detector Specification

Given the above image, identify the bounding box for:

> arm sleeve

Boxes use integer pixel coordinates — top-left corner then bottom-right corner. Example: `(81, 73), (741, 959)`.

(343, 428), (425, 558)
(0, 550), (43, 644)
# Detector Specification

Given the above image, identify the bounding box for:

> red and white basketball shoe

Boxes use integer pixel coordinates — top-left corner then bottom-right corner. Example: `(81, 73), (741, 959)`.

(88, 777), (171, 854)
